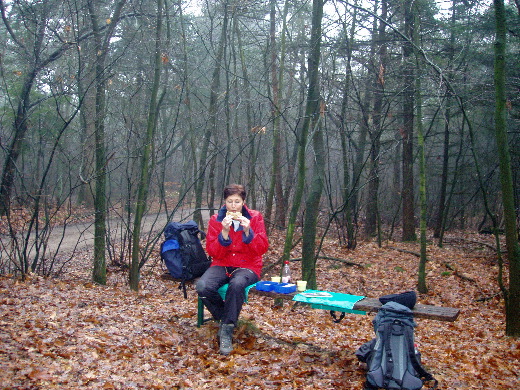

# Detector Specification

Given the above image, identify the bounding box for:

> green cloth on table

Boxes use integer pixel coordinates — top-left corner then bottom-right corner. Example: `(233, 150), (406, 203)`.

(293, 290), (367, 315)
(218, 283), (256, 302)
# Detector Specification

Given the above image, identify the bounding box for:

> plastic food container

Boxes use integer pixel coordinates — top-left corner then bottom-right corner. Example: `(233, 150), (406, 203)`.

(273, 283), (297, 294)
(255, 281), (277, 291)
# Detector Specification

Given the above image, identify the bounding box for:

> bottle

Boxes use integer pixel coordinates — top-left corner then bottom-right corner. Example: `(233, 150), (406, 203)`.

(281, 261), (291, 283)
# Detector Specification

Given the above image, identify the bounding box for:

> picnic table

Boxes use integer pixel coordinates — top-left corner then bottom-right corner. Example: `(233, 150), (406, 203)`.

(160, 274), (460, 327)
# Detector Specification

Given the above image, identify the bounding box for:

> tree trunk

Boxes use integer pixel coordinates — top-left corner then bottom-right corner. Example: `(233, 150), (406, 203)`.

(337, 5), (357, 249)
(0, 70), (36, 216)
(129, 0), (163, 291)
(434, 102), (450, 240)
(234, 17), (257, 209)
(401, 0), (416, 242)
(193, 0), (229, 230)
(280, 19), (310, 266)
(299, 0), (324, 290)
(365, 0), (386, 244)
(266, 0), (290, 231)
(434, 1), (456, 241)
(88, 0), (128, 285)
(414, 7), (428, 294)
(493, 0), (520, 337)
(174, 0), (198, 214)
(77, 35), (97, 209)
(265, 0), (279, 228)
(273, 0), (290, 229)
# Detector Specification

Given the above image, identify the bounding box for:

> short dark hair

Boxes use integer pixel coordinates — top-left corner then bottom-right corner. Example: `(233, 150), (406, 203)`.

(223, 184), (246, 201)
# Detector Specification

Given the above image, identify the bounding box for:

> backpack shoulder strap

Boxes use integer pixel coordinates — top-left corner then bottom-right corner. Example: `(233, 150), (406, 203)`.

(382, 321), (396, 388)
(179, 280), (188, 299)
(176, 230), (191, 298)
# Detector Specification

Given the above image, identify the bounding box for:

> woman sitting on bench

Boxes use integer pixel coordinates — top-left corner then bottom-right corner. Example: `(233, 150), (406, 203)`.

(196, 184), (269, 355)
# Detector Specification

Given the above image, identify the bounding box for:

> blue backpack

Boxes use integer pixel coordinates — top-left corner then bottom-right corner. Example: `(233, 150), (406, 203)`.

(356, 301), (438, 390)
(160, 220), (211, 298)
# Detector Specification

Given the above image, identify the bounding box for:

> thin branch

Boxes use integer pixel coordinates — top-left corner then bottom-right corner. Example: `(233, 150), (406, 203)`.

(0, 0), (25, 49)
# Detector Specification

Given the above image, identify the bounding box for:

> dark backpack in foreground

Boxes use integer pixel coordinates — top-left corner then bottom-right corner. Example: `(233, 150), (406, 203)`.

(356, 301), (438, 390)
(160, 220), (211, 298)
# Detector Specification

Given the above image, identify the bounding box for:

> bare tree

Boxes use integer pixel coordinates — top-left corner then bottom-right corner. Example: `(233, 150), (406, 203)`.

(401, 0), (416, 242)
(129, 0), (165, 291)
(493, 0), (520, 337)
(365, 0), (388, 244)
(414, 3), (427, 294)
(86, 0), (128, 285)
(298, 0), (324, 289)
(193, 0), (230, 230)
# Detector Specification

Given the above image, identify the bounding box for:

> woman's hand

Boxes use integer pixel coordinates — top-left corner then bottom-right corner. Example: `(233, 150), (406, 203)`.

(222, 215), (250, 238)
(237, 216), (251, 236)
(221, 216), (232, 239)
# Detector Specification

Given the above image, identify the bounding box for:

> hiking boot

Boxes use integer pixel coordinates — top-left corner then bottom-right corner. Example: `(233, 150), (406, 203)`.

(219, 323), (234, 355)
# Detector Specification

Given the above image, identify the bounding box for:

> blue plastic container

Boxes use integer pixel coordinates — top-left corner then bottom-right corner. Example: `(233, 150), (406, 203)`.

(255, 281), (277, 292)
(273, 283), (297, 294)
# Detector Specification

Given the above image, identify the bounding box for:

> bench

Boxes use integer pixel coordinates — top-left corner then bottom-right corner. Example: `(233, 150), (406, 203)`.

(160, 274), (460, 326)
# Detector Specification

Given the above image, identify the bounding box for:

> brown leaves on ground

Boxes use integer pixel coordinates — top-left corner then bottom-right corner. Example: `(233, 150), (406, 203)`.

(0, 231), (519, 389)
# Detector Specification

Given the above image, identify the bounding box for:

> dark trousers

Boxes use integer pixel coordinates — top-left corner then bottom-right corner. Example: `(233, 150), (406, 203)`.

(196, 266), (259, 325)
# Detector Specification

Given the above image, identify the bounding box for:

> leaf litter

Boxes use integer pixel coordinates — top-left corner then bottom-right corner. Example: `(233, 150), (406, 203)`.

(0, 230), (519, 389)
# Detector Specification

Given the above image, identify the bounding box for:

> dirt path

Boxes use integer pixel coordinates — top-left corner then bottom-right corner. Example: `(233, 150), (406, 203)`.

(55, 209), (212, 254)
(1, 209), (212, 260)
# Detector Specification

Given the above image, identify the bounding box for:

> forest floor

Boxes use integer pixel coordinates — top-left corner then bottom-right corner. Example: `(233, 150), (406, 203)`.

(0, 227), (519, 389)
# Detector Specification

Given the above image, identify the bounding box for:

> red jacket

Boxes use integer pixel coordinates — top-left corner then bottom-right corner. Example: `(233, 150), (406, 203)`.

(206, 205), (268, 278)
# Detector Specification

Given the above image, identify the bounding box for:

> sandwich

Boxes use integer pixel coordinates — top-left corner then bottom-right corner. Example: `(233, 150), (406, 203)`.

(226, 211), (242, 220)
